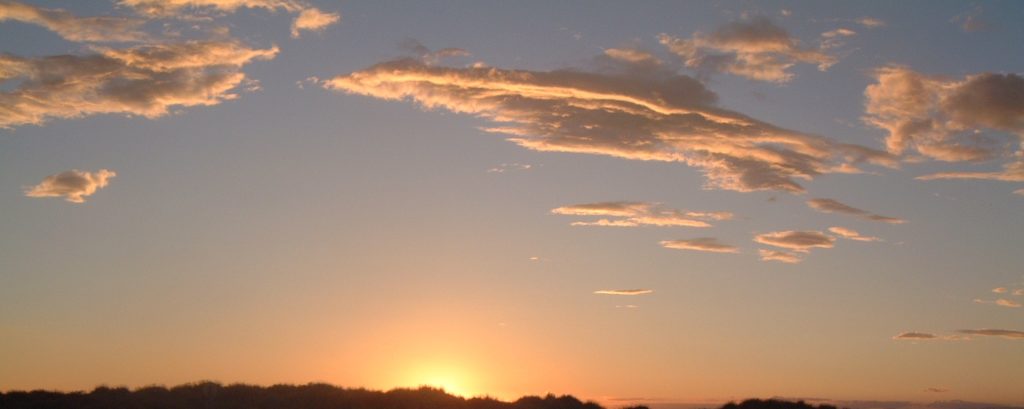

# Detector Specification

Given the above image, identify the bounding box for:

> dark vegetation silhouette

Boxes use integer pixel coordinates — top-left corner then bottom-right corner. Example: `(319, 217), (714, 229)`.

(0, 383), (843, 409)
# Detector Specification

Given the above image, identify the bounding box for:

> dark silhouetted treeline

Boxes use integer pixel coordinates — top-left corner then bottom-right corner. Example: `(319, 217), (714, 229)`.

(0, 383), (843, 409)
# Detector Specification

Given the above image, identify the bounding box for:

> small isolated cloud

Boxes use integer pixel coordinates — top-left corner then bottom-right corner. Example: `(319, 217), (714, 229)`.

(290, 7), (340, 38)
(808, 198), (905, 224)
(615, 304), (639, 309)
(594, 289), (653, 296)
(0, 41), (277, 128)
(924, 388), (949, 393)
(325, 56), (894, 193)
(993, 287), (1008, 293)
(660, 238), (739, 253)
(602, 47), (663, 69)
(857, 17), (885, 28)
(400, 40), (470, 65)
(488, 163), (533, 173)
(893, 332), (938, 340)
(951, 7), (987, 33)
(754, 230), (835, 252)
(957, 329), (1024, 339)
(828, 226), (881, 242)
(974, 298), (1022, 308)
(552, 202), (731, 228)
(1014, 289), (1024, 296)
(659, 16), (837, 83)
(759, 249), (802, 263)
(0, 0), (148, 42)
(820, 28), (857, 49)
(25, 169), (116, 203)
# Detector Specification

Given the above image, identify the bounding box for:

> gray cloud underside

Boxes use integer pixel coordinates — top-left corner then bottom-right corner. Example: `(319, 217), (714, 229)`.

(808, 198), (905, 224)
(0, 41), (277, 128)
(325, 58), (894, 193)
(0, 0), (147, 42)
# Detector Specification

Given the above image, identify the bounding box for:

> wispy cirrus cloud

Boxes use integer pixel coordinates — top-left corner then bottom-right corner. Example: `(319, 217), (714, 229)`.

(24, 169), (116, 203)
(0, 0), (147, 42)
(660, 238), (739, 253)
(807, 198), (905, 224)
(754, 230), (835, 252)
(324, 56), (893, 193)
(758, 249), (802, 263)
(552, 202), (731, 228)
(594, 289), (653, 296)
(974, 298), (1022, 308)
(659, 16), (837, 83)
(957, 329), (1024, 339)
(828, 227), (881, 242)
(0, 40), (277, 128)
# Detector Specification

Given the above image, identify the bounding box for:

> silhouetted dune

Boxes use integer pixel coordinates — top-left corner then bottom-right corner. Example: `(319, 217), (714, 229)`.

(0, 384), (866, 409)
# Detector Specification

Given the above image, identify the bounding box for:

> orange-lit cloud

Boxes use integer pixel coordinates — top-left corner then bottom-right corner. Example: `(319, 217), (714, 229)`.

(24, 169), (116, 203)
(659, 16), (837, 83)
(856, 17), (885, 28)
(290, 7), (340, 38)
(552, 202), (731, 228)
(992, 287), (1008, 293)
(974, 298), (1022, 308)
(828, 227), (881, 242)
(864, 66), (1024, 192)
(759, 249), (802, 263)
(0, 41), (277, 128)
(324, 57), (894, 193)
(754, 230), (835, 252)
(118, 0), (339, 37)
(660, 238), (739, 253)
(0, 0), (147, 42)
(924, 387), (949, 393)
(892, 332), (938, 340)
(957, 329), (1024, 339)
(593, 289), (653, 296)
(807, 198), (905, 224)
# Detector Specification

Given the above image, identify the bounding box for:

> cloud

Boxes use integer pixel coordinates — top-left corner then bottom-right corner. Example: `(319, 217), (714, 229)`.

(1015, 289), (1024, 296)
(974, 298), (1022, 308)
(660, 238), (739, 253)
(758, 249), (802, 263)
(807, 198), (905, 224)
(828, 226), (881, 242)
(24, 169), (116, 203)
(603, 47), (663, 68)
(659, 16), (837, 83)
(992, 287), (1008, 293)
(864, 66), (1024, 191)
(856, 17), (885, 28)
(0, 0), (147, 42)
(923, 388), (949, 393)
(118, 0), (339, 36)
(893, 332), (938, 340)
(0, 40), (277, 128)
(820, 28), (857, 49)
(324, 57), (894, 193)
(957, 329), (1024, 339)
(754, 230), (835, 252)
(487, 163), (533, 173)
(552, 202), (731, 228)
(290, 7), (340, 38)
(593, 289), (653, 296)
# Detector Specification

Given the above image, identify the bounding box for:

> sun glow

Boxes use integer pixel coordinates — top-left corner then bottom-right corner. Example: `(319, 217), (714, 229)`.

(402, 365), (476, 397)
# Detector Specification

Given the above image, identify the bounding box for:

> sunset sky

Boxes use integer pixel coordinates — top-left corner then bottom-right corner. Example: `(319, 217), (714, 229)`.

(1, 0), (1023, 406)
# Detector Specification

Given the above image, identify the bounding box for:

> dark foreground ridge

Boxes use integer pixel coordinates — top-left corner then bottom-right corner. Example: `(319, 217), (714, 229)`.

(0, 383), (844, 409)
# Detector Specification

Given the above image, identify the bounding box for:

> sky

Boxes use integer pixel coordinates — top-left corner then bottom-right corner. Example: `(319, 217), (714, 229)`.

(1, 0), (1023, 406)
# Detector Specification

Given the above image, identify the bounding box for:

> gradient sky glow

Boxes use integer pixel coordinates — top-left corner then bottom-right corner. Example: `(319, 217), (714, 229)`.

(2, 0), (1023, 406)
